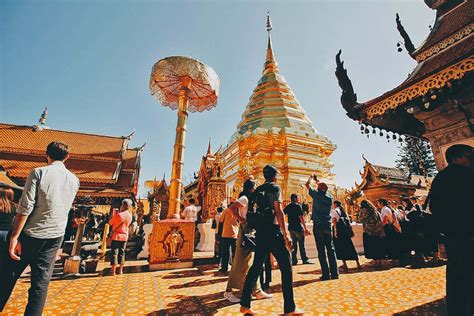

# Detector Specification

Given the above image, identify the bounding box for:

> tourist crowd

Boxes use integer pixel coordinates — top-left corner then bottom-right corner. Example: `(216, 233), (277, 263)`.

(212, 144), (473, 315)
(0, 142), (472, 315)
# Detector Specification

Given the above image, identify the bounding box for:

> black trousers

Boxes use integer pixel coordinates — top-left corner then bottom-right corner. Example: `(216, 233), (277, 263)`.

(259, 254), (272, 289)
(290, 230), (308, 264)
(445, 236), (474, 316)
(241, 225), (295, 313)
(313, 226), (339, 278)
(219, 237), (236, 271)
(0, 233), (63, 316)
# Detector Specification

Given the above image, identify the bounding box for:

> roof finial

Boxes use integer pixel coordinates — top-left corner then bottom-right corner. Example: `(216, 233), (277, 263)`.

(207, 137), (212, 155)
(39, 107), (48, 125)
(362, 154), (369, 164)
(266, 11), (272, 33)
(33, 107), (49, 131)
(263, 12), (279, 74)
(137, 141), (147, 151)
(335, 50), (363, 119)
(396, 13), (415, 57)
(124, 129), (136, 140)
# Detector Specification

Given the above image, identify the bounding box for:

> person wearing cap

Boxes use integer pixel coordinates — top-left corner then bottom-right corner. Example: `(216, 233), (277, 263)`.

(0, 142), (79, 316)
(305, 174), (339, 280)
(108, 199), (133, 276)
(429, 144), (473, 316)
(240, 165), (301, 315)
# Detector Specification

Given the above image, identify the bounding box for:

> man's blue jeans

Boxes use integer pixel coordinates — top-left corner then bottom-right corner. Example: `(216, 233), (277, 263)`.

(0, 233), (63, 316)
(313, 226), (339, 279)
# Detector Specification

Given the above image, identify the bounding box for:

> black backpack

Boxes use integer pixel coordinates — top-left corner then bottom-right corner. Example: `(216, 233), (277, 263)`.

(247, 183), (276, 230)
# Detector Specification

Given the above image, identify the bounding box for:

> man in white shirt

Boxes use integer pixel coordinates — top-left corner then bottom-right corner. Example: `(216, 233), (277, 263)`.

(181, 198), (199, 222)
(0, 142), (79, 316)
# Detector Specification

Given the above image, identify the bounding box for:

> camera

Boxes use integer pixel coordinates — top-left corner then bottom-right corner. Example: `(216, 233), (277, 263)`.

(312, 174), (318, 181)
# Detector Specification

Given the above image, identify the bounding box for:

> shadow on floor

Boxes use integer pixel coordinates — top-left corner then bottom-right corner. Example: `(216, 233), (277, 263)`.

(162, 269), (205, 279)
(146, 291), (235, 315)
(168, 277), (228, 289)
(394, 297), (446, 315)
(149, 276), (318, 315)
(296, 261), (395, 277)
(100, 264), (150, 276)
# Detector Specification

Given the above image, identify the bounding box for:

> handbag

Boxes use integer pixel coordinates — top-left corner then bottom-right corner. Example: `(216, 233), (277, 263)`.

(336, 209), (354, 238)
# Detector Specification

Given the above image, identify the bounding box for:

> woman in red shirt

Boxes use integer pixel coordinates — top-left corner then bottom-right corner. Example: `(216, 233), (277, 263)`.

(109, 199), (133, 275)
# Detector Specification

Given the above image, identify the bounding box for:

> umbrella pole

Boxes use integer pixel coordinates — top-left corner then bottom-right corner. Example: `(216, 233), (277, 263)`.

(168, 87), (189, 218)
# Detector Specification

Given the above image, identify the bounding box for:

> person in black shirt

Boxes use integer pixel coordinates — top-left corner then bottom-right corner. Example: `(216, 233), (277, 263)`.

(429, 144), (473, 316)
(240, 165), (301, 315)
(284, 194), (311, 265)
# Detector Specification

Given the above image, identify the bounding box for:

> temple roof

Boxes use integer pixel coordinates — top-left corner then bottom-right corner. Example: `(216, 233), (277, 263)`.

(356, 158), (418, 191)
(336, 1), (473, 125)
(0, 123), (129, 160)
(0, 122), (142, 198)
(76, 188), (133, 198)
(413, 0), (473, 60)
(366, 35), (474, 108)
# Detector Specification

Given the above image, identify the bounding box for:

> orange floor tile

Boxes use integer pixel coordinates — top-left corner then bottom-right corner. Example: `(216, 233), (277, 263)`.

(1, 259), (446, 315)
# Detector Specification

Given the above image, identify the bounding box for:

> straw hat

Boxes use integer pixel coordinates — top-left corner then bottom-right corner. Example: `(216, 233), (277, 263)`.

(0, 170), (23, 191)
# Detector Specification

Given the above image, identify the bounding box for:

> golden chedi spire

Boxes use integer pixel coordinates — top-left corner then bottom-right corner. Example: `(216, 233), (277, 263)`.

(222, 14), (336, 200)
(264, 13), (279, 75)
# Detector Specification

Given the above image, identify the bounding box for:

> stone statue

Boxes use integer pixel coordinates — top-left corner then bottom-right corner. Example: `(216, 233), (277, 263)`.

(154, 202), (162, 221)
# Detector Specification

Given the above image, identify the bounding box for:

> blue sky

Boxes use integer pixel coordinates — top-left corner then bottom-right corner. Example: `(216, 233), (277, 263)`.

(0, 0), (434, 197)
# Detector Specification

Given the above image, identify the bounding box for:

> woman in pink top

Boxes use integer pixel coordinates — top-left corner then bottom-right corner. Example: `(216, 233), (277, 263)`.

(109, 199), (133, 275)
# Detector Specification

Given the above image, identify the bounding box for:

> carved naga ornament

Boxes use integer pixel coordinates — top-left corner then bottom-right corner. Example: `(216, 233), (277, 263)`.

(396, 13), (416, 56)
(335, 50), (364, 120)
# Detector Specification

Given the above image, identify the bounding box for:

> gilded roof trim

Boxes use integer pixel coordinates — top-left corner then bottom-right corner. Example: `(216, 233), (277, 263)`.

(416, 24), (474, 62)
(364, 57), (474, 119)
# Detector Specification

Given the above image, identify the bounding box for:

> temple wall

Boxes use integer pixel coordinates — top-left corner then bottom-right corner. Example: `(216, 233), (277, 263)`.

(222, 130), (335, 201)
(414, 101), (474, 169)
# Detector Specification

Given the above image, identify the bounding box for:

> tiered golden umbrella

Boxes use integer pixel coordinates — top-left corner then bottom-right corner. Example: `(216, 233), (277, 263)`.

(150, 56), (220, 218)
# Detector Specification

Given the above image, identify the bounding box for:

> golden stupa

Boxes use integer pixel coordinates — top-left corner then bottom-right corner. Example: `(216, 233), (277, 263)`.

(221, 15), (336, 201)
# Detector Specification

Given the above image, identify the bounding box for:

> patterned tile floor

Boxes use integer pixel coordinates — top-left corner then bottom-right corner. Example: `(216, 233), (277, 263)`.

(1, 258), (446, 315)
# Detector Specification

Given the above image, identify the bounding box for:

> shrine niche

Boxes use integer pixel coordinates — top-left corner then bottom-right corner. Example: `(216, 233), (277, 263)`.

(356, 157), (419, 206)
(197, 141), (227, 222)
(146, 177), (170, 220)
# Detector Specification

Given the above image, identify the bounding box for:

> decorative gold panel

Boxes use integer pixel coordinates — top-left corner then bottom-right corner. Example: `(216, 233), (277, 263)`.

(415, 24), (473, 62)
(148, 219), (195, 265)
(365, 58), (474, 119)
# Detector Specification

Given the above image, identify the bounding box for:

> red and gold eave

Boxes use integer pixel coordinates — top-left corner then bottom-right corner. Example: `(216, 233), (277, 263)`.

(0, 123), (144, 200)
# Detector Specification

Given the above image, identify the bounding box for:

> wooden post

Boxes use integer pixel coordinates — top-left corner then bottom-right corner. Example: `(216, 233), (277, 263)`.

(101, 223), (110, 257)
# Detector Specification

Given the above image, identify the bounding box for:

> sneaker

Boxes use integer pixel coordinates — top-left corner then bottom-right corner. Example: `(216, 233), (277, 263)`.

(240, 306), (256, 315)
(319, 275), (330, 281)
(254, 290), (272, 300)
(302, 260), (313, 264)
(223, 291), (240, 303)
(286, 308), (304, 315)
